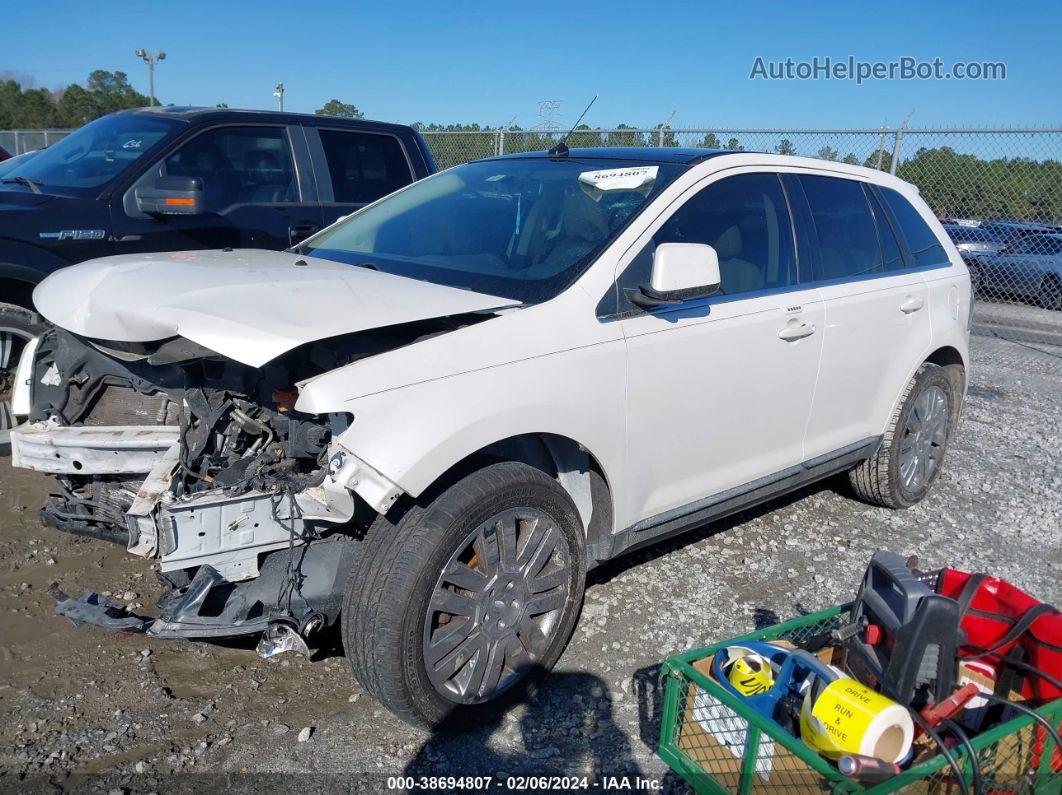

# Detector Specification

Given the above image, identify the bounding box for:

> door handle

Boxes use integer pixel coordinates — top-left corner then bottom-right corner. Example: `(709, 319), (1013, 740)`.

(899, 296), (925, 314)
(778, 322), (816, 341)
(288, 223), (319, 246)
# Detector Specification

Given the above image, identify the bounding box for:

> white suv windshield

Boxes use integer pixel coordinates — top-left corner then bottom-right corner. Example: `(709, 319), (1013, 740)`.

(299, 158), (685, 303)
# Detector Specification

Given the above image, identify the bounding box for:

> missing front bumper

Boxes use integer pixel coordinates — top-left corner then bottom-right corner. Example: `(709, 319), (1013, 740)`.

(49, 535), (355, 641)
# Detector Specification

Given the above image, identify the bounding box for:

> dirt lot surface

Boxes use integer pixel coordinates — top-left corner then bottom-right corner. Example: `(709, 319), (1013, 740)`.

(1, 323), (1060, 794)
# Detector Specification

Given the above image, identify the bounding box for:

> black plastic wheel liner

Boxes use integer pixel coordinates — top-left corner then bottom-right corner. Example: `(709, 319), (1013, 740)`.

(47, 534), (355, 641)
(147, 534), (355, 639)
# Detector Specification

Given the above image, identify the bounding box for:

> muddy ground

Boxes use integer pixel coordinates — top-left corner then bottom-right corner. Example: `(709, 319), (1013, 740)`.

(1, 320), (1060, 794)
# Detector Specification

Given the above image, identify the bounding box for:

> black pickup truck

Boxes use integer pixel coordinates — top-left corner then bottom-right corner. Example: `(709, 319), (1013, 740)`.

(0, 106), (436, 439)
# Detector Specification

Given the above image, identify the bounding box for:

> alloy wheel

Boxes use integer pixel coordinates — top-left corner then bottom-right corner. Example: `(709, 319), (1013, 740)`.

(0, 325), (35, 446)
(898, 384), (949, 493)
(422, 507), (572, 704)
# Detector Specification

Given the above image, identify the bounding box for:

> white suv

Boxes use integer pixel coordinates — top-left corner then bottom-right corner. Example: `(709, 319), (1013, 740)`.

(12, 147), (970, 726)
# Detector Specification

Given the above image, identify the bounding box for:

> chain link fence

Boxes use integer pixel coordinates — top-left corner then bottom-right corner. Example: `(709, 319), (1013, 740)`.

(0, 128), (73, 155)
(421, 126), (1062, 346)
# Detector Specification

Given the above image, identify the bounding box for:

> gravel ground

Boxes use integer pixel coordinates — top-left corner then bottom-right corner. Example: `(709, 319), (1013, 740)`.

(1, 319), (1060, 794)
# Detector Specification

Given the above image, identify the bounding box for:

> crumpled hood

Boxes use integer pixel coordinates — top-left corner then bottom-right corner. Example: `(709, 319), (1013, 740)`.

(33, 249), (519, 367)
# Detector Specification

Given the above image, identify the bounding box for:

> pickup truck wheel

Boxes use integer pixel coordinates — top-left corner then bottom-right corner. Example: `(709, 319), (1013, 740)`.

(342, 461), (586, 728)
(966, 260), (983, 296)
(848, 362), (956, 509)
(0, 303), (44, 448)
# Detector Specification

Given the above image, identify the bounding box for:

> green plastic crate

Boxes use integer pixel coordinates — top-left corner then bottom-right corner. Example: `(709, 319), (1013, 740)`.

(657, 605), (1062, 794)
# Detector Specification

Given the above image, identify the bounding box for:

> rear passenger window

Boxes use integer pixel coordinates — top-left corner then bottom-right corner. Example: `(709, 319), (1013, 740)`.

(648, 173), (796, 296)
(798, 175), (883, 281)
(318, 130), (412, 204)
(879, 187), (948, 267)
(866, 187), (905, 271)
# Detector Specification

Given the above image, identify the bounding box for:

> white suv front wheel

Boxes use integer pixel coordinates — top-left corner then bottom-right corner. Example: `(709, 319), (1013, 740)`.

(342, 461), (587, 728)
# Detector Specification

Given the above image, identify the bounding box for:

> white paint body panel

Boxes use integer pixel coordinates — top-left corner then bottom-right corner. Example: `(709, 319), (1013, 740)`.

(802, 271), (931, 458)
(297, 285), (630, 520)
(649, 243), (721, 293)
(621, 289), (826, 522)
(31, 248), (519, 367)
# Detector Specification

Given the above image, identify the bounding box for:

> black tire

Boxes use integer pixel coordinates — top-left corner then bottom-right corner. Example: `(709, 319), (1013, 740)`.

(342, 461), (587, 729)
(849, 362), (958, 510)
(1, 303), (46, 449)
(1039, 275), (1062, 311)
(966, 259), (983, 296)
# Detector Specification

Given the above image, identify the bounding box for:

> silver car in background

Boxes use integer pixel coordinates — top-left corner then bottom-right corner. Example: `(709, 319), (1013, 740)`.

(943, 224), (1005, 261)
(972, 232), (1062, 310)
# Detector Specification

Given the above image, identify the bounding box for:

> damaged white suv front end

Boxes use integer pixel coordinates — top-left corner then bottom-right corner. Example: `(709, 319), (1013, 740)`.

(12, 247), (516, 645)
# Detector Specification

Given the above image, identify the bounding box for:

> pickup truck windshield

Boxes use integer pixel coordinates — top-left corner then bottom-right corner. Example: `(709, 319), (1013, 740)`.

(3, 114), (180, 198)
(299, 158), (684, 303)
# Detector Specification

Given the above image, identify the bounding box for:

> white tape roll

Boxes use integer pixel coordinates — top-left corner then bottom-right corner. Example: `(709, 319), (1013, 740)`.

(799, 678), (914, 763)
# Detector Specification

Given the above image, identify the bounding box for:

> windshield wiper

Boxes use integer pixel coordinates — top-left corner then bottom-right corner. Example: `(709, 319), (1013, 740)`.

(1, 176), (43, 194)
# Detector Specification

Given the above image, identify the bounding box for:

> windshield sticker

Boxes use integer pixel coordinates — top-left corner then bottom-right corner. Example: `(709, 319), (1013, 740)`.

(578, 165), (658, 201)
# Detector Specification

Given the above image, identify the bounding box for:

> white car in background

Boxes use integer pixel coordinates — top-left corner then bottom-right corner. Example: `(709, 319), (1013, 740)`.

(12, 146), (970, 727)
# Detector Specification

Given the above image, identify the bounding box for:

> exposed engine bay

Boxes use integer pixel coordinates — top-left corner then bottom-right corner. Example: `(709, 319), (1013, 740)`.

(11, 315), (486, 645)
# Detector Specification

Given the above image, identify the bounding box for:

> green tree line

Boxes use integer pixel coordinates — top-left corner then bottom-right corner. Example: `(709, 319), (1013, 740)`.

(0, 71), (154, 128)
(897, 147), (1062, 223)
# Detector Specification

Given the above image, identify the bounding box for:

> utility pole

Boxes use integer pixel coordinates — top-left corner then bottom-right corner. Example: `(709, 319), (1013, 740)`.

(658, 109), (677, 147)
(498, 114), (517, 156)
(273, 83), (285, 112)
(134, 49), (166, 106)
(890, 109), (915, 175)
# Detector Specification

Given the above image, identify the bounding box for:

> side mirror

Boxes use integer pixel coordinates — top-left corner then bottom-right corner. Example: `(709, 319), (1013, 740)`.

(135, 176), (205, 215)
(626, 243), (721, 309)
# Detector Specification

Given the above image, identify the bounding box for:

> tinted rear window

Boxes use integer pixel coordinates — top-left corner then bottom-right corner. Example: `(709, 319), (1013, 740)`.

(318, 129), (413, 204)
(867, 188), (905, 271)
(798, 175), (884, 281)
(880, 188), (949, 267)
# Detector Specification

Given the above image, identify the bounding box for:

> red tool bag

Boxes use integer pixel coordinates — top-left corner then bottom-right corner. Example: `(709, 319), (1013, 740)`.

(937, 568), (1062, 702)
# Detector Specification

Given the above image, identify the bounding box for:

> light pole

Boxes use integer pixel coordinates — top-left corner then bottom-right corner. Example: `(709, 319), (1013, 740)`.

(273, 82), (284, 112)
(134, 48), (166, 106)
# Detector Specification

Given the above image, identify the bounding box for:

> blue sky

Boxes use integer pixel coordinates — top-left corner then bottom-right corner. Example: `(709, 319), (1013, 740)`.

(5, 0), (1060, 129)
